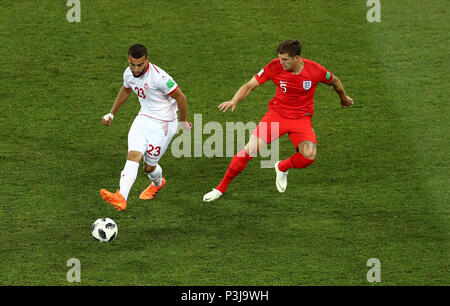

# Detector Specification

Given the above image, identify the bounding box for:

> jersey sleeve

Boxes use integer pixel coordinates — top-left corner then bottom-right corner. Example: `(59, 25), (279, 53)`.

(157, 70), (178, 95)
(254, 60), (277, 85)
(123, 69), (131, 89)
(311, 62), (333, 84)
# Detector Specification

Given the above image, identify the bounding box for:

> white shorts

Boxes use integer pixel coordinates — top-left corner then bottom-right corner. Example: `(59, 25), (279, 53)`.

(128, 115), (178, 166)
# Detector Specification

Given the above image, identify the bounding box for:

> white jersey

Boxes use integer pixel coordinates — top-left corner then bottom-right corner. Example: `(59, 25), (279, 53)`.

(123, 62), (179, 121)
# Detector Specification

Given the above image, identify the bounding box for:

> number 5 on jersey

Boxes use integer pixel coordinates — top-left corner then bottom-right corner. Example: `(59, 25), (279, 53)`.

(280, 81), (287, 93)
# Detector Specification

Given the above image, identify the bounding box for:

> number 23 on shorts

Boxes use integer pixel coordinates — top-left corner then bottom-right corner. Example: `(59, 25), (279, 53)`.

(147, 144), (161, 157)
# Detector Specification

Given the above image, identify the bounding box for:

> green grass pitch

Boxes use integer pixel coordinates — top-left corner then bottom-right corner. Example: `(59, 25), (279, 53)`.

(0, 0), (448, 285)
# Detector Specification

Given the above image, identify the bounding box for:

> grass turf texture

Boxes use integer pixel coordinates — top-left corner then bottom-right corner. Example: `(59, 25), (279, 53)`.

(0, 0), (448, 285)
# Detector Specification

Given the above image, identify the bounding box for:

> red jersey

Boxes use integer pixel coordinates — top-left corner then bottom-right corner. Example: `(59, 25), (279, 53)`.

(254, 58), (333, 118)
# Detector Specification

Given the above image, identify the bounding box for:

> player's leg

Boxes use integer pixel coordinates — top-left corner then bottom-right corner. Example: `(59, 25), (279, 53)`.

(139, 119), (178, 200)
(217, 134), (266, 192)
(143, 164), (161, 186)
(298, 141), (317, 160)
(203, 134), (266, 202)
(275, 117), (316, 192)
(139, 163), (166, 200)
(277, 140), (316, 169)
(203, 111), (284, 202)
(100, 117), (146, 210)
(278, 140), (316, 170)
(100, 150), (143, 211)
(119, 150), (142, 199)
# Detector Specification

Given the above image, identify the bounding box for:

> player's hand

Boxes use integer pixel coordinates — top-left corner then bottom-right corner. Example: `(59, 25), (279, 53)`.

(340, 96), (354, 108)
(102, 113), (114, 126)
(218, 100), (238, 112)
(181, 121), (193, 130)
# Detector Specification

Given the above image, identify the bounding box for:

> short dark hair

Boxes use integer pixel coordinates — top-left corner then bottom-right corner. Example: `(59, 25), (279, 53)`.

(276, 39), (302, 57)
(128, 44), (148, 59)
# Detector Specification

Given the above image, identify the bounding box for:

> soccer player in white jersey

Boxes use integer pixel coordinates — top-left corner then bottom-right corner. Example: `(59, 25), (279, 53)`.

(100, 44), (192, 211)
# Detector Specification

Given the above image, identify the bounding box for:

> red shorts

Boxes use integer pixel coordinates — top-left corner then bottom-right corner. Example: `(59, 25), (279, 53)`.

(252, 110), (317, 149)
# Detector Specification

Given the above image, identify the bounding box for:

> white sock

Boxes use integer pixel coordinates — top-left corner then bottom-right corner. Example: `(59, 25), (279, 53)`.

(148, 164), (162, 186)
(119, 160), (139, 200)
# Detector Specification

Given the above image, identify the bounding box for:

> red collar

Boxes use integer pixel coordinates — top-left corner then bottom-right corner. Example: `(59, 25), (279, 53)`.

(142, 62), (150, 75)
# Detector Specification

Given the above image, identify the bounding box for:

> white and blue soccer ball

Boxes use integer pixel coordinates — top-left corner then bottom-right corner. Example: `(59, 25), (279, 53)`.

(92, 218), (118, 242)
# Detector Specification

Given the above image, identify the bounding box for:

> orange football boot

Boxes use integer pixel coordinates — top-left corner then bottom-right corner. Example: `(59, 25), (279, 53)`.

(139, 178), (166, 200)
(100, 189), (127, 211)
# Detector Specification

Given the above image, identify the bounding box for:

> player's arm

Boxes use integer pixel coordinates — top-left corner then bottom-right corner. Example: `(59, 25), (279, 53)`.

(169, 87), (192, 130)
(218, 76), (261, 112)
(326, 75), (354, 108)
(102, 86), (132, 126)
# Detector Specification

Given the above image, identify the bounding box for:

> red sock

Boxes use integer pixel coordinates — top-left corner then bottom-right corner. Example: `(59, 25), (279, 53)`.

(278, 152), (314, 172)
(216, 149), (253, 193)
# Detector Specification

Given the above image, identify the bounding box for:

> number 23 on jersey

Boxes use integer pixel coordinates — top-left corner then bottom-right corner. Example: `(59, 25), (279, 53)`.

(135, 87), (146, 99)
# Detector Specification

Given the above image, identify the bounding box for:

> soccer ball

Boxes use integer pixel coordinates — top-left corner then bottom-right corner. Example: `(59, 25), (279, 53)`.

(92, 218), (118, 242)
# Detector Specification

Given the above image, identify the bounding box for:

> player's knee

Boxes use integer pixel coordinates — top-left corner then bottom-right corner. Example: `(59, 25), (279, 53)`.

(245, 135), (265, 157)
(298, 141), (317, 160)
(143, 164), (156, 173)
(303, 149), (316, 160)
(245, 145), (258, 157)
(127, 151), (143, 162)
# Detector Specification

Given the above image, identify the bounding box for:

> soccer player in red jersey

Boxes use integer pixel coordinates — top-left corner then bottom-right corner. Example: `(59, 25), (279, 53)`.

(203, 39), (354, 202)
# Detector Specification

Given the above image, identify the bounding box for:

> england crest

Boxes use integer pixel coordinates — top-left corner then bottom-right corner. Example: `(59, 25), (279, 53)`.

(303, 81), (312, 90)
